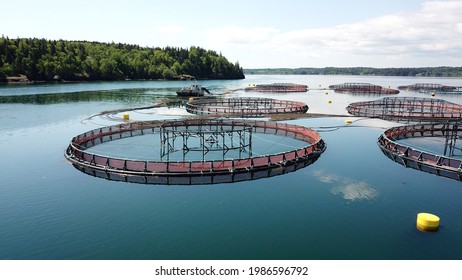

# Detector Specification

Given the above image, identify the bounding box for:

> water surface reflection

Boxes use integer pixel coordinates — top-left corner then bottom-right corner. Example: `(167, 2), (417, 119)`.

(313, 169), (379, 202)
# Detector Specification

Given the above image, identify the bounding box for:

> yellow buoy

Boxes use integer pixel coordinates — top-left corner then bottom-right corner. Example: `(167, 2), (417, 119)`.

(328, 100), (332, 104)
(189, 97), (194, 102)
(416, 213), (440, 232)
(123, 113), (129, 120)
(345, 119), (352, 124)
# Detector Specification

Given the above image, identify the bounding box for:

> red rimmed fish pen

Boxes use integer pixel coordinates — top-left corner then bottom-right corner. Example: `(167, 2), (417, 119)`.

(329, 83), (399, 94)
(347, 97), (462, 123)
(244, 83), (308, 92)
(64, 119), (326, 185)
(186, 97), (308, 117)
(378, 122), (462, 181)
(398, 83), (458, 91)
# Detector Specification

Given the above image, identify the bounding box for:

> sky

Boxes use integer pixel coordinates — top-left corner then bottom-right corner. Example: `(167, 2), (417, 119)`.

(1, 0), (462, 68)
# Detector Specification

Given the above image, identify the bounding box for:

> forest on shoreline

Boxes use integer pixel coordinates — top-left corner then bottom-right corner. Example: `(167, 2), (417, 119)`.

(244, 67), (462, 77)
(0, 37), (245, 83)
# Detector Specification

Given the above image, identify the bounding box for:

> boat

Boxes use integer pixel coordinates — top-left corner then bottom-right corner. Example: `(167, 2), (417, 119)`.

(176, 84), (211, 97)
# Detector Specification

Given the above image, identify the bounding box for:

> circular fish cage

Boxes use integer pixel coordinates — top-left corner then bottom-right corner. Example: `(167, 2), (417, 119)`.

(329, 83), (399, 94)
(347, 97), (462, 123)
(186, 97), (308, 117)
(244, 83), (308, 93)
(398, 83), (458, 91)
(65, 119), (326, 185)
(378, 122), (462, 181)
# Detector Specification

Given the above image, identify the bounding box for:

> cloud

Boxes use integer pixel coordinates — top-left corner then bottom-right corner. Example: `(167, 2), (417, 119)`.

(312, 170), (378, 202)
(204, 1), (462, 67)
(277, 1), (462, 57)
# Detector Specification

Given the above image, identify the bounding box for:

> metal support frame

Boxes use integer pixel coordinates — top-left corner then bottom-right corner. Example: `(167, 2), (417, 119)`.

(160, 121), (253, 161)
(443, 123), (462, 156)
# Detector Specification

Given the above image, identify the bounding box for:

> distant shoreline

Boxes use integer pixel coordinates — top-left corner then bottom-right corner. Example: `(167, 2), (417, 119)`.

(244, 66), (462, 77)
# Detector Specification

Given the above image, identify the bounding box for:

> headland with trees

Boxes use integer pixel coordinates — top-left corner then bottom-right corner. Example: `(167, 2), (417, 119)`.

(0, 37), (245, 83)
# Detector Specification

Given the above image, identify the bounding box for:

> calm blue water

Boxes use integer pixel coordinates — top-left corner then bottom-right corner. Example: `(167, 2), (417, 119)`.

(1, 75), (462, 260)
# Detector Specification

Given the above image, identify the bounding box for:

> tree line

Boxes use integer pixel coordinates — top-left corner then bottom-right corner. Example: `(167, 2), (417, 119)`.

(0, 37), (245, 82)
(244, 67), (462, 77)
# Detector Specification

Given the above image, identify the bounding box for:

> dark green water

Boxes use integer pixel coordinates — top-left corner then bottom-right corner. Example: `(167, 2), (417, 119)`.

(1, 76), (462, 259)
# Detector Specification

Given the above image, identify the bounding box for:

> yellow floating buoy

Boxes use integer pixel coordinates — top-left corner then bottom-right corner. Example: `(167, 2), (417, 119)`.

(416, 213), (440, 232)
(345, 119), (352, 124)
(189, 97), (194, 102)
(123, 113), (129, 120)
(328, 100), (332, 104)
